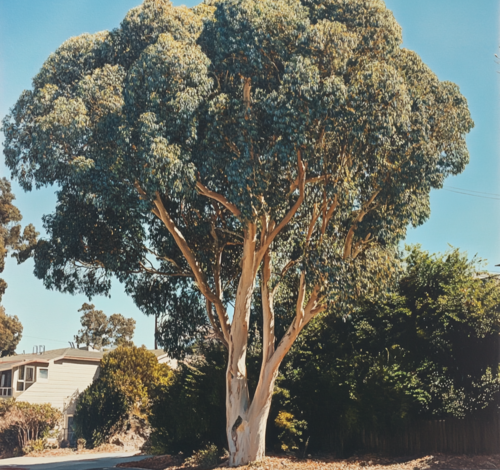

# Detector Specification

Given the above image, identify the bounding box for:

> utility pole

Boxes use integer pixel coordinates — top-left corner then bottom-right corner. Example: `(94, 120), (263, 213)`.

(154, 313), (158, 350)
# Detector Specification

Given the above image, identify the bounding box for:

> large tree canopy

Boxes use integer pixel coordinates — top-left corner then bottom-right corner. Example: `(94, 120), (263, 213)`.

(2, 0), (473, 464)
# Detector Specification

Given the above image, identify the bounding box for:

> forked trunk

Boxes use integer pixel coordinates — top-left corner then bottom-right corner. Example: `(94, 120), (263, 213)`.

(226, 363), (278, 466)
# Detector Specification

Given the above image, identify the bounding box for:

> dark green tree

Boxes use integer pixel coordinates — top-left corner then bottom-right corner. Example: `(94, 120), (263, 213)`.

(2, 0), (473, 463)
(0, 306), (23, 357)
(0, 178), (37, 302)
(275, 246), (500, 452)
(74, 303), (136, 349)
(149, 343), (227, 454)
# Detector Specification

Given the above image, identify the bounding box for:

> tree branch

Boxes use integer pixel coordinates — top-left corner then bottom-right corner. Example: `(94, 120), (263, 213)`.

(206, 299), (228, 349)
(343, 189), (381, 260)
(269, 280), (325, 372)
(196, 181), (242, 219)
(152, 191), (231, 344)
(320, 195), (338, 237)
(260, 249), (276, 367)
(255, 150), (306, 271)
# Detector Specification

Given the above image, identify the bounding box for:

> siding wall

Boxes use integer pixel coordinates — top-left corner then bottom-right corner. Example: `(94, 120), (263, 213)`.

(17, 360), (100, 415)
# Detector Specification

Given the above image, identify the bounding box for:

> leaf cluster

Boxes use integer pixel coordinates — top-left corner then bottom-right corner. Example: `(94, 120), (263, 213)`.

(74, 302), (136, 349)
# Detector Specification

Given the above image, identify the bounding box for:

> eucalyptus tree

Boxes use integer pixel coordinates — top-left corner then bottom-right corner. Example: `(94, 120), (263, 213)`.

(2, 0), (473, 464)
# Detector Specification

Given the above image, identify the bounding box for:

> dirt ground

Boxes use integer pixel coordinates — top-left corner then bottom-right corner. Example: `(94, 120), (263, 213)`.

(116, 453), (500, 470)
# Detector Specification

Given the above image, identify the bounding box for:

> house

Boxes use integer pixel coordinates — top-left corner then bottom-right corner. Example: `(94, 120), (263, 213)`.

(0, 347), (171, 442)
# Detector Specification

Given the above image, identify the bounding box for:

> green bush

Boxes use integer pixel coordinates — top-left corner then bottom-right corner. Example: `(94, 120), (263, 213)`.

(74, 345), (172, 448)
(184, 443), (219, 469)
(274, 411), (307, 453)
(149, 344), (227, 454)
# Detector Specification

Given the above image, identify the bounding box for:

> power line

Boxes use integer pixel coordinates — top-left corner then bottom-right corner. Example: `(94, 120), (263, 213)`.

(23, 335), (68, 344)
(443, 188), (500, 201)
(445, 185), (500, 197)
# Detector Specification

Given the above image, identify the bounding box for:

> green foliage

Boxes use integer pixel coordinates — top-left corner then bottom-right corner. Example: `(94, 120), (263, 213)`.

(184, 443), (220, 468)
(74, 303), (136, 350)
(274, 246), (500, 452)
(274, 411), (307, 453)
(0, 400), (62, 454)
(0, 305), (23, 357)
(74, 345), (172, 447)
(0, 178), (38, 303)
(73, 377), (128, 447)
(149, 343), (227, 454)
(1, 0), (473, 360)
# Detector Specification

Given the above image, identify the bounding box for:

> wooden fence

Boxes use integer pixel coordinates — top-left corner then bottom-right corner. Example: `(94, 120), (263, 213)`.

(317, 412), (500, 455)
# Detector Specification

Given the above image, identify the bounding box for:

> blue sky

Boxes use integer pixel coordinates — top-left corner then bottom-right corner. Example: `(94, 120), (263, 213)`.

(0, 0), (498, 353)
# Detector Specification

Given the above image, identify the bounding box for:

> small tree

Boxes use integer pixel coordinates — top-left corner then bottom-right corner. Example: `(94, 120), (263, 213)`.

(2, 0), (473, 464)
(74, 345), (172, 447)
(74, 303), (135, 349)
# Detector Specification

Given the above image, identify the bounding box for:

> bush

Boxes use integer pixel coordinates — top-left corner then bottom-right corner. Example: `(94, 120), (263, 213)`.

(77, 437), (86, 451)
(184, 444), (219, 469)
(22, 438), (45, 455)
(74, 345), (172, 448)
(274, 411), (307, 453)
(0, 400), (61, 455)
(149, 343), (227, 455)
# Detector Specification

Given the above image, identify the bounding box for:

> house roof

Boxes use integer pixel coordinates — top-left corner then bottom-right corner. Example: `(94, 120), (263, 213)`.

(0, 348), (104, 371)
(0, 348), (171, 372)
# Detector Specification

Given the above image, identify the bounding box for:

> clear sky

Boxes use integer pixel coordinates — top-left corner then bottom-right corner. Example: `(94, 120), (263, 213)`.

(0, 0), (498, 353)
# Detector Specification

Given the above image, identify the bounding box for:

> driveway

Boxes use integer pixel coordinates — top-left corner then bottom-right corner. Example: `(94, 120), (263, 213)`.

(0, 451), (150, 470)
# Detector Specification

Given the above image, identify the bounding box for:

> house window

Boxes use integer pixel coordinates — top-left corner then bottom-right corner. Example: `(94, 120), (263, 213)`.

(16, 365), (35, 392)
(0, 371), (12, 396)
(38, 369), (48, 380)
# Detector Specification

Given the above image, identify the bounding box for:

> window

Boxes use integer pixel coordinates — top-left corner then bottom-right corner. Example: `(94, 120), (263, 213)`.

(0, 371), (12, 395)
(38, 369), (48, 380)
(16, 365), (35, 392)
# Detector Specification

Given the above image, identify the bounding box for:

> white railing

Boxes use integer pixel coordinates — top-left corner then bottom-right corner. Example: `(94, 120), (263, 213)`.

(0, 387), (12, 397)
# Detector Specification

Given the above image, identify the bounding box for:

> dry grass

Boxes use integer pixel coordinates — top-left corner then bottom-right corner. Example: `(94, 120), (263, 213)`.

(117, 453), (500, 470)
(24, 443), (124, 457)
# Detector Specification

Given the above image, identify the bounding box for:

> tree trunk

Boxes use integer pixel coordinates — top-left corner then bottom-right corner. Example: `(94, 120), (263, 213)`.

(226, 362), (278, 466)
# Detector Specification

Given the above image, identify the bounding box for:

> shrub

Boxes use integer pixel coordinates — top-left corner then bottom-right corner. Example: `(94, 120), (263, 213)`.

(77, 437), (86, 451)
(0, 400), (61, 454)
(149, 344), (227, 454)
(22, 438), (45, 455)
(185, 443), (219, 469)
(74, 345), (172, 448)
(274, 411), (307, 453)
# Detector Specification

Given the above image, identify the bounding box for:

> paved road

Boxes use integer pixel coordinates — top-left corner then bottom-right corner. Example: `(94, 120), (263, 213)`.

(0, 451), (150, 470)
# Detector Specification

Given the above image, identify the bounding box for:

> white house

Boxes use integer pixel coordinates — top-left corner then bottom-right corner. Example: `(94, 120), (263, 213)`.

(0, 347), (171, 441)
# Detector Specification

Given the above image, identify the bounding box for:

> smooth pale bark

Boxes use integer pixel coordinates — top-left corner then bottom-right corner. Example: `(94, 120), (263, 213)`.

(147, 167), (326, 467)
(226, 354), (279, 466)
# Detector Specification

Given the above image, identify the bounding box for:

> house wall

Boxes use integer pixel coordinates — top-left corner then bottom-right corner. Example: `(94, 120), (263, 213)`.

(16, 360), (100, 415)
